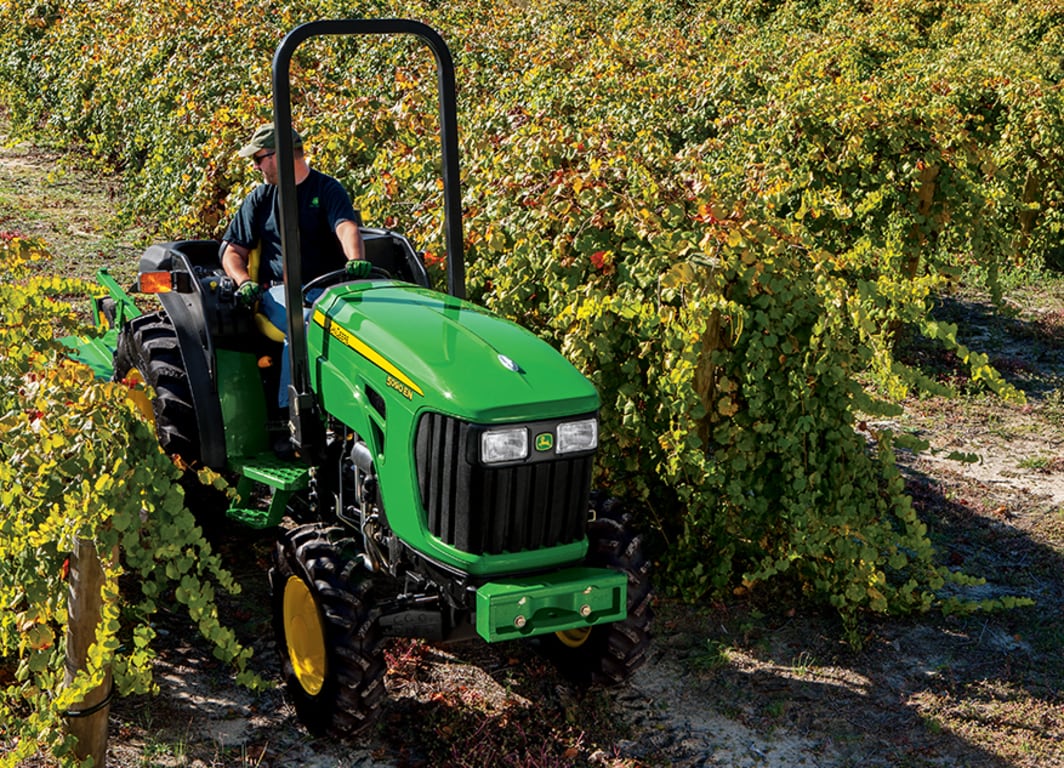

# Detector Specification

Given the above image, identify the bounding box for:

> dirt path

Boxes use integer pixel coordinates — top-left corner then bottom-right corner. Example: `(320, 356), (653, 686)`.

(0, 138), (144, 283)
(2, 133), (1063, 768)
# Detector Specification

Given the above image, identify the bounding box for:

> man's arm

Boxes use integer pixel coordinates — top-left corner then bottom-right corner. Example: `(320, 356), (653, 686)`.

(222, 240), (264, 308)
(335, 219), (365, 262)
(222, 241), (253, 284)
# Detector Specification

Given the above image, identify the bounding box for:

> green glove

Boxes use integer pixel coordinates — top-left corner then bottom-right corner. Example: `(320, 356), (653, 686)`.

(235, 279), (262, 308)
(345, 259), (373, 279)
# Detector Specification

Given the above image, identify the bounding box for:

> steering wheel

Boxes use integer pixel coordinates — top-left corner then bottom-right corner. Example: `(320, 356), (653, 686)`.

(302, 264), (394, 307)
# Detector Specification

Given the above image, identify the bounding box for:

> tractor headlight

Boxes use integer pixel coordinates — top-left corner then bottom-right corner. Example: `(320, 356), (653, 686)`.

(480, 427), (529, 464)
(556, 418), (598, 455)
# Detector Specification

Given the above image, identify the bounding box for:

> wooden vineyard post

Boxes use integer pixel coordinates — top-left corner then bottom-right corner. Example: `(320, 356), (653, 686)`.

(63, 538), (116, 767)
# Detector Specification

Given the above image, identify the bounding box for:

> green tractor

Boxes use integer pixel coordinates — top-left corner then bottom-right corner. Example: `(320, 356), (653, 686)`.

(66, 19), (651, 736)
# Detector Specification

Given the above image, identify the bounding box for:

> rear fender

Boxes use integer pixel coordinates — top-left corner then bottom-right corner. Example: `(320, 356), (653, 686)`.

(134, 241), (232, 469)
(158, 288), (227, 469)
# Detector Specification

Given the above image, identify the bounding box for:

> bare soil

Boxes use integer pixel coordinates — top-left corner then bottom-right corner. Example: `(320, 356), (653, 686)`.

(2, 136), (1062, 768)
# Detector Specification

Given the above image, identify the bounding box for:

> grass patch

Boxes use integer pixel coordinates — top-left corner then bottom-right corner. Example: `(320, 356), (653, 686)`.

(0, 125), (147, 284)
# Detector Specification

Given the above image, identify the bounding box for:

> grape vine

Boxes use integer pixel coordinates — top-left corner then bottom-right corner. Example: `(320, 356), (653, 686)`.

(0, 0), (1043, 691)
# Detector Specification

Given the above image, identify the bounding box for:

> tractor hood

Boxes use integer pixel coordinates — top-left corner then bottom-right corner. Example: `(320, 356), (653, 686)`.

(308, 282), (599, 423)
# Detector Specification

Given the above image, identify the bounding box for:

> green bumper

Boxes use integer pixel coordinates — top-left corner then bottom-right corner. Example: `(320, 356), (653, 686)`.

(475, 567), (627, 642)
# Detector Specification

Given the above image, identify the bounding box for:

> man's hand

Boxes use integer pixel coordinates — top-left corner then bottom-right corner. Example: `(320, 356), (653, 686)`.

(235, 279), (262, 308)
(345, 259), (373, 279)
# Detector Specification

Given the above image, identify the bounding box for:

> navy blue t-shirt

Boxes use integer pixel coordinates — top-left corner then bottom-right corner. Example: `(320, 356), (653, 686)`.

(222, 168), (361, 283)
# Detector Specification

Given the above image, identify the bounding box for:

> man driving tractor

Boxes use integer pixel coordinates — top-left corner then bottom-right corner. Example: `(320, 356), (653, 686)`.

(220, 123), (371, 415)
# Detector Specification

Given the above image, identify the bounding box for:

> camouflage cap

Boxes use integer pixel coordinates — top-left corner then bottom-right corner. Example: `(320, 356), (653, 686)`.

(238, 124), (304, 157)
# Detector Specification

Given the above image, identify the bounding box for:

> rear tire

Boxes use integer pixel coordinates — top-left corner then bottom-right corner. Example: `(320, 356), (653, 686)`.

(113, 311), (201, 464)
(271, 524), (387, 736)
(542, 494), (652, 685)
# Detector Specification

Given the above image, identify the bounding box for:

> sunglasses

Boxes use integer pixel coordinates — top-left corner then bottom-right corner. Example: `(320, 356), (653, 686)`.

(253, 151), (276, 167)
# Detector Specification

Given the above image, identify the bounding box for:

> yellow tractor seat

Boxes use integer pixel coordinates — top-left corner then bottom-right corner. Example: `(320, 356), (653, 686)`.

(254, 312), (286, 343)
(247, 245), (287, 343)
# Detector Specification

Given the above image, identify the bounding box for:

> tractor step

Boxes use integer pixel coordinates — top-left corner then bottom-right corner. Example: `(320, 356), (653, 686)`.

(230, 455), (310, 491)
(226, 506), (283, 530)
(226, 455), (310, 530)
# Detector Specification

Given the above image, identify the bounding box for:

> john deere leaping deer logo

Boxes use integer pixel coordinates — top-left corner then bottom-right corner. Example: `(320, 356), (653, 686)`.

(535, 432), (554, 452)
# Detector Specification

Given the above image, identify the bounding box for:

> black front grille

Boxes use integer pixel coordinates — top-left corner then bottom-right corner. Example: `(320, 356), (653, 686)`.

(415, 412), (593, 556)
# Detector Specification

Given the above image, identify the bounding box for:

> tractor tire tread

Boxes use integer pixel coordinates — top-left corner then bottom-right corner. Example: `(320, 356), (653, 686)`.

(273, 523), (386, 737)
(114, 311), (201, 464)
(542, 493), (652, 686)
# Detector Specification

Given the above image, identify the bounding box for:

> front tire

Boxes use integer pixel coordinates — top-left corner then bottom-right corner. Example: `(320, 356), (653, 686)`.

(271, 524), (387, 736)
(542, 494), (653, 685)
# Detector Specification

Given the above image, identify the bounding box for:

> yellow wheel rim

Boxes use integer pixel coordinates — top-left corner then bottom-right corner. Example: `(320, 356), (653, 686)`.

(555, 626), (593, 648)
(283, 575), (327, 696)
(123, 368), (155, 425)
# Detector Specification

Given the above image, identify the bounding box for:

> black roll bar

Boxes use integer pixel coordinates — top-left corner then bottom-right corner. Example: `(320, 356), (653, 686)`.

(271, 19), (465, 456)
